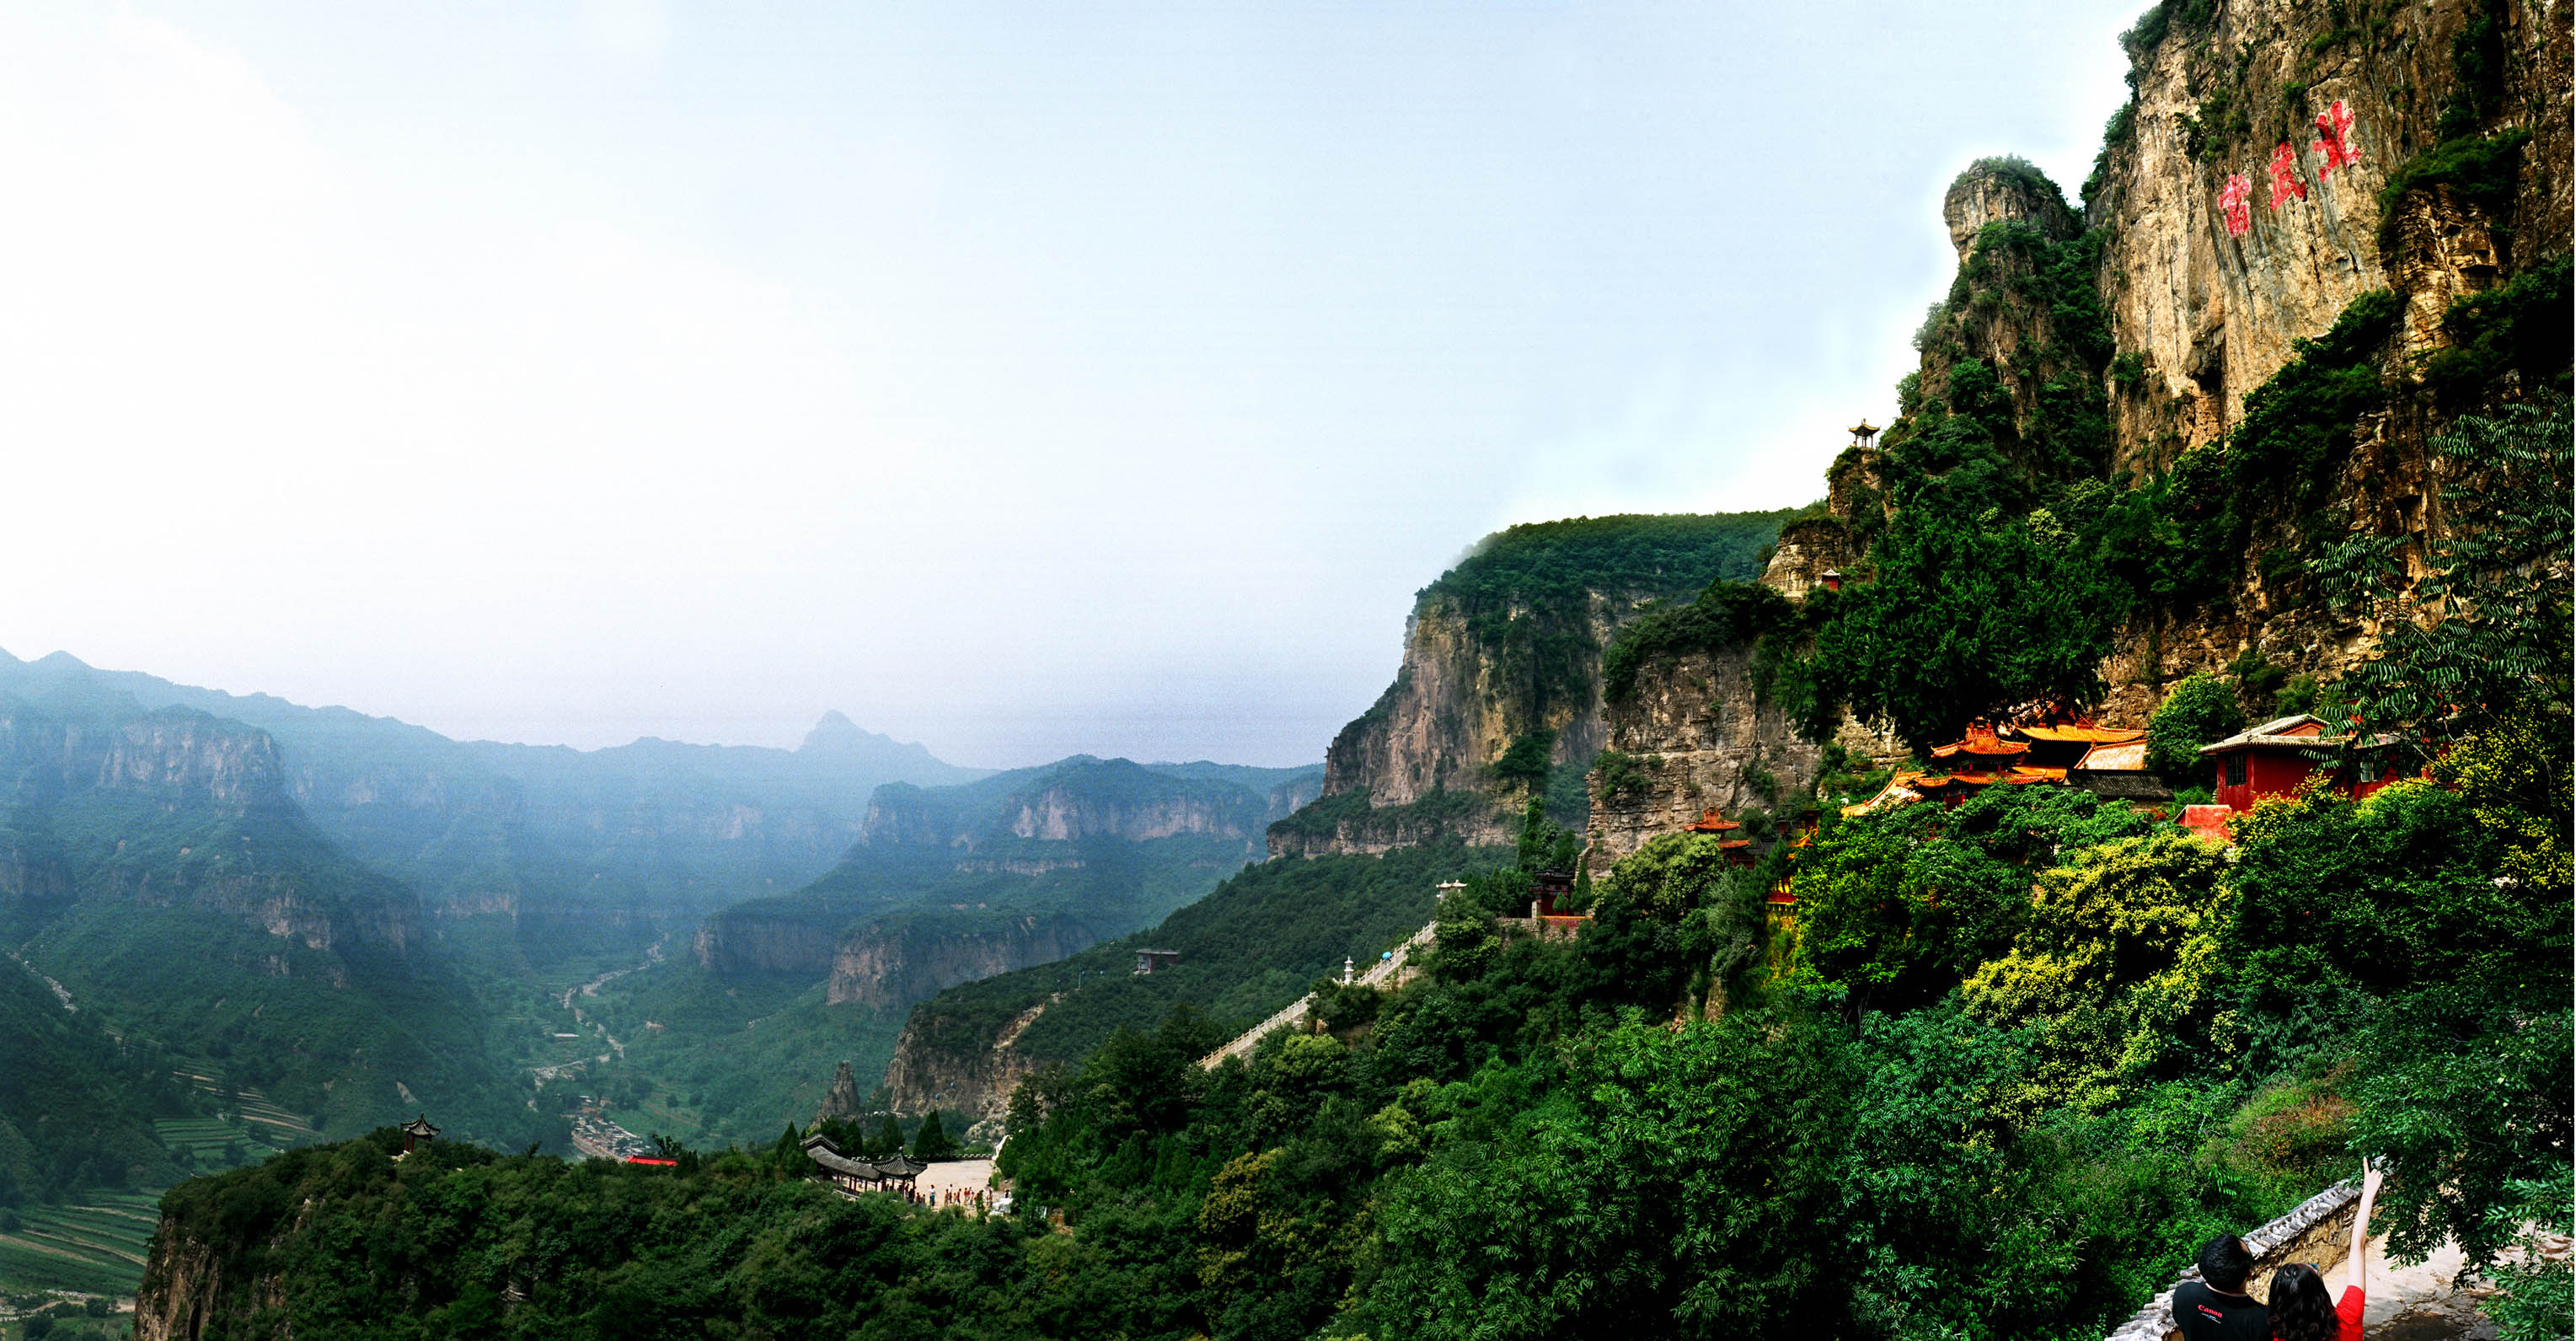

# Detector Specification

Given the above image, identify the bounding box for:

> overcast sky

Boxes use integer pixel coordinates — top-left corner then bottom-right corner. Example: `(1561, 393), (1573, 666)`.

(0, 2), (2135, 767)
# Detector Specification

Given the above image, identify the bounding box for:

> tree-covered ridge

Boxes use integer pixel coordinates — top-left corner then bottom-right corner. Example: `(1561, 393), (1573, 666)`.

(135, 695), (2571, 1339)
(1418, 510), (1806, 611)
(0, 956), (189, 1205)
(897, 842), (1510, 1075)
(0, 693), (559, 1193)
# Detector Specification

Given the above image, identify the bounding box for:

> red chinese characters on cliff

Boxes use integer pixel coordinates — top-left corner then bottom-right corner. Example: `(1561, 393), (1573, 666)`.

(2218, 173), (2254, 236)
(2268, 142), (2310, 207)
(2313, 100), (2361, 177)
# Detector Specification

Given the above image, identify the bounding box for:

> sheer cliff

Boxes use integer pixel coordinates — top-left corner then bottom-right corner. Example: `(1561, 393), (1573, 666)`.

(0, 690), (540, 1146)
(1267, 512), (1801, 858)
(1591, 0), (2568, 861)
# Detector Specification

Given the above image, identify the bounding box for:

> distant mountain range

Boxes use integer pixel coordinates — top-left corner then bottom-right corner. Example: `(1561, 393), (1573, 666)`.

(0, 650), (986, 942)
(0, 646), (1325, 1175)
(575, 753), (1325, 1144)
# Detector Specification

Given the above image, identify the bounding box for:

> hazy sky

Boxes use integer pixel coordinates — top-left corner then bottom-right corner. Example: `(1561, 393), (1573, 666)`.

(0, 2), (2134, 767)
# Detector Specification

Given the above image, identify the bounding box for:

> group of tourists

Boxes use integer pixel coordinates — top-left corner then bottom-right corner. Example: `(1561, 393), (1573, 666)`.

(2173, 1163), (2384, 1341)
(905, 1184), (993, 1215)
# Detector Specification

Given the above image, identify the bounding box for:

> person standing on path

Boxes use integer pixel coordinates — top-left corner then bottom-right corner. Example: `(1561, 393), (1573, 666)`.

(2266, 1161), (2384, 1341)
(2174, 1234), (2268, 1339)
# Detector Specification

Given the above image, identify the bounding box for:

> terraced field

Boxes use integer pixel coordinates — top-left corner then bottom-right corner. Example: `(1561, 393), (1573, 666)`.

(171, 1072), (317, 1144)
(150, 1117), (287, 1175)
(0, 1192), (159, 1296)
(0, 1074), (321, 1298)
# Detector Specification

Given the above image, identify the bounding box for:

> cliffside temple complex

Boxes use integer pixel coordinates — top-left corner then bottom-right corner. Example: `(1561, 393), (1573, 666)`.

(1846, 718), (2158, 816)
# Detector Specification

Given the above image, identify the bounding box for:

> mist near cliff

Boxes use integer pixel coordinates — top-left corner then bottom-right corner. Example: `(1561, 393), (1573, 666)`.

(0, 2), (2132, 767)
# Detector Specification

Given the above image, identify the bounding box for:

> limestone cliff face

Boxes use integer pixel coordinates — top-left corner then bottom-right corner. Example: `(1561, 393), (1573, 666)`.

(1269, 514), (1798, 858)
(1590, 3), (2570, 866)
(134, 1227), (247, 1341)
(1313, 597), (1613, 840)
(884, 998), (1048, 1121)
(824, 915), (1094, 1011)
(2080, 0), (2569, 714)
(1583, 646), (1826, 870)
(693, 911), (842, 978)
(1757, 518), (1858, 600)
(2091, 0), (2568, 473)
(0, 701), (420, 957)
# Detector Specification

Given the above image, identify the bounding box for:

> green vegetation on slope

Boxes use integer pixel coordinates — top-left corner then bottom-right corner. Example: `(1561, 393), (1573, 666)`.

(0, 960), (187, 1206)
(137, 727), (2571, 1338)
(903, 842), (1511, 1076)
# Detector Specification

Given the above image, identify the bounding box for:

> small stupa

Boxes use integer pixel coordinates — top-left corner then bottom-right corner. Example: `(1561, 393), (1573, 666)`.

(814, 1060), (865, 1127)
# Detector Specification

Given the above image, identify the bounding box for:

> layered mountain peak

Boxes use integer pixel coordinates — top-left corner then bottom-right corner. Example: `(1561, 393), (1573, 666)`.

(1942, 156), (2077, 258)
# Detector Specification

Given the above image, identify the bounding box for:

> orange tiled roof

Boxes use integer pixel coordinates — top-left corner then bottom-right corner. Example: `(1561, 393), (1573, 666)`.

(1685, 807), (1742, 833)
(2011, 724), (2147, 745)
(1931, 738), (2031, 759)
(2074, 740), (2150, 771)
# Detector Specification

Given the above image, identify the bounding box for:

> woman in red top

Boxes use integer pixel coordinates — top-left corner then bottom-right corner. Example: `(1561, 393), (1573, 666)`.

(2268, 1161), (2383, 1341)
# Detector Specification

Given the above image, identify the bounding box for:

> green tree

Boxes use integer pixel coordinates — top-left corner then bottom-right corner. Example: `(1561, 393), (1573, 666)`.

(1369, 1011), (1856, 1340)
(909, 1110), (961, 1161)
(2344, 984), (2573, 1273)
(2225, 781), (2559, 999)
(2316, 394), (2573, 759)
(1802, 508), (2118, 749)
(1962, 831), (2231, 1115)
(2146, 671), (2247, 778)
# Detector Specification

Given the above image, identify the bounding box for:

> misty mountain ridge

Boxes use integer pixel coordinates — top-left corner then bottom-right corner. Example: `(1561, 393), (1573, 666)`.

(0, 648), (972, 779)
(0, 648), (988, 928)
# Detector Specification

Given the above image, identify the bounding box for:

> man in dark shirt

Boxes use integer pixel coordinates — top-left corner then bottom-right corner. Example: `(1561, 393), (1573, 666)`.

(2172, 1234), (2268, 1339)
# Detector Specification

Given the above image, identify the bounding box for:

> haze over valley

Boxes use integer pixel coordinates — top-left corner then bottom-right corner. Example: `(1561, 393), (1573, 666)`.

(0, 1), (2567, 1337)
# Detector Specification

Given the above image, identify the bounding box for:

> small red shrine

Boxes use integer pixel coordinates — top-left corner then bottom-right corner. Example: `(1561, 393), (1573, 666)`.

(1684, 809), (1759, 866)
(2197, 713), (2402, 811)
(1524, 869), (1588, 937)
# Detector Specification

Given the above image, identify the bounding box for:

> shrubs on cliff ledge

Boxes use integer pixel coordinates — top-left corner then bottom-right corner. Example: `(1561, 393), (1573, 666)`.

(1599, 581), (1795, 700)
(2145, 672), (2245, 780)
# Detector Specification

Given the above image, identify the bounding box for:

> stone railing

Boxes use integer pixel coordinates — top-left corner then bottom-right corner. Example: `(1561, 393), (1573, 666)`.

(2103, 1179), (2363, 1341)
(1197, 921), (1437, 1070)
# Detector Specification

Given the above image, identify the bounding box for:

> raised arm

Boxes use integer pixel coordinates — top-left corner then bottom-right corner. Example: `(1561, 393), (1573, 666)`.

(2348, 1159), (2383, 1299)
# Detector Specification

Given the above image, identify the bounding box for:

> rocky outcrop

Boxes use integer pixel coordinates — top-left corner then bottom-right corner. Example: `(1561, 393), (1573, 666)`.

(2090, 0), (2568, 475)
(1309, 598), (1615, 850)
(1947, 160), (2078, 257)
(883, 998), (1049, 1121)
(824, 914), (1095, 1011)
(1584, 646), (1900, 871)
(1270, 514), (1799, 858)
(134, 1227), (245, 1341)
(693, 909), (843, 978)
(815, 1059), (865, 1124)
(1757, 518), (1857, 600)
